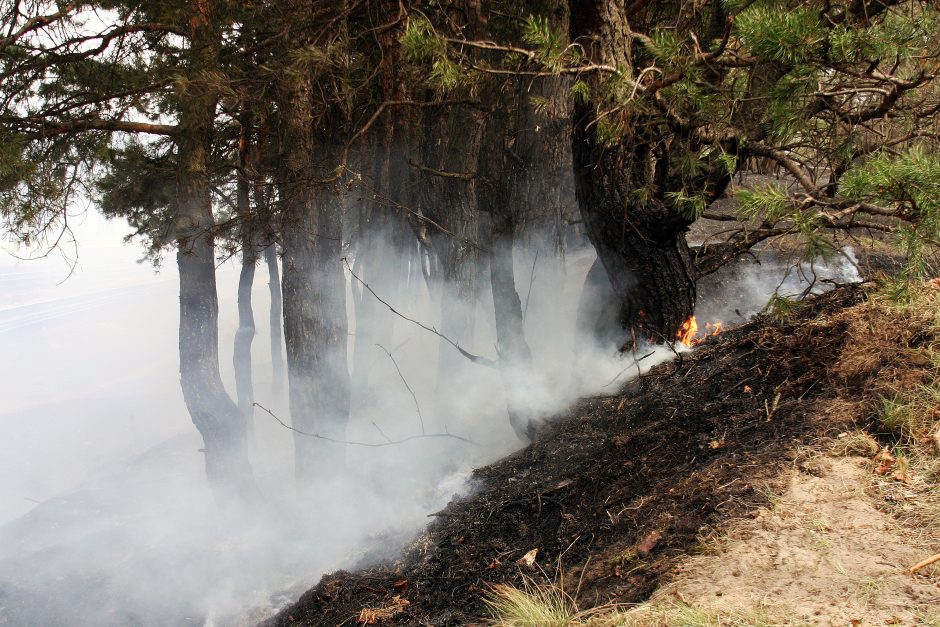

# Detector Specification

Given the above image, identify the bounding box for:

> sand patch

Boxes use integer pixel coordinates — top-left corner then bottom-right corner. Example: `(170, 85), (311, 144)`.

(647, 457), (939, 625)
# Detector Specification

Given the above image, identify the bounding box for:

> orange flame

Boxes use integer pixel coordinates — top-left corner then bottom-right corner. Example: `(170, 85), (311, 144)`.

(677, 317), (723, 347)
(677, 316), (699, 346)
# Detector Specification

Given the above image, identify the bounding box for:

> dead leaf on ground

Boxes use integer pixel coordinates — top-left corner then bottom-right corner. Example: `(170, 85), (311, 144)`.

(636, 530), (663, 556)
(873, 449), (895, 475)
(891, 469), (911, 483)
(516, 548), (538, 567)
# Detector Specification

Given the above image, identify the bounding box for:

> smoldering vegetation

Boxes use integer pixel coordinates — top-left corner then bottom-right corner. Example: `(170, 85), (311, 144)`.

(0, 227), (860, 626)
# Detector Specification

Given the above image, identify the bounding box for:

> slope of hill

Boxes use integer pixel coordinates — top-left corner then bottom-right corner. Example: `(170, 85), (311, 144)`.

(265, 281), (940, 626)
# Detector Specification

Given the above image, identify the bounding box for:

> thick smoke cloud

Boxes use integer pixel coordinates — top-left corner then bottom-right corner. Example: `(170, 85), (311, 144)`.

(0, 213), (859, 625)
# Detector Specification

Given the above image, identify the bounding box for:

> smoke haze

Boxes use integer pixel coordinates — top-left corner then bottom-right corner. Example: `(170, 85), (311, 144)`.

(0, 214), (860, 625)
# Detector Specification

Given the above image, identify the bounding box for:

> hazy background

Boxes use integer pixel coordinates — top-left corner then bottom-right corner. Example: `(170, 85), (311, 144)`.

(0, 210), (859, 625)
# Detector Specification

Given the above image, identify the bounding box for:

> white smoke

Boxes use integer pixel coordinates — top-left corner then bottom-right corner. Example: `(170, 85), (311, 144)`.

(0, 212), (862, 625)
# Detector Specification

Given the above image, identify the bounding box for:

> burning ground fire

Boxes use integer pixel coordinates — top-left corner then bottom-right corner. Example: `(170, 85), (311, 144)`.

(677, 317), (723, 347)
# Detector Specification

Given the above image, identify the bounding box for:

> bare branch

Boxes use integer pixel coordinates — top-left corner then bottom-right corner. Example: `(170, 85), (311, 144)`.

(254, 402), (476, 447)
(376, 343), (425, 435)
(344, 257), (498, 368)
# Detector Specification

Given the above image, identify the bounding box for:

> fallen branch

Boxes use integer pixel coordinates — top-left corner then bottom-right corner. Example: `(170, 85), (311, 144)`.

(602, 351), (656, 388)
(254, 402), (476, 447)
(376, 343), (425, 435)
(907, 553), (940, 575)
(344, 257), (498, 368)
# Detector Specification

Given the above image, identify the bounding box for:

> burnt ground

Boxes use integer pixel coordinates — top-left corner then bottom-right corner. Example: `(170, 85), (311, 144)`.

(263, 282), (932, 626)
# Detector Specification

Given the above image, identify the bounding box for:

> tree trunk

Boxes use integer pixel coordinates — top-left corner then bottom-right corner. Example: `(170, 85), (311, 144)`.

(415, 104), (483, 419)
(280, 179), (350, 484)
(263, 243), (285, 395)
(349, 131), (411, 412)
(478, 98), (537, 442)
(275, 67), (350, 484)
(233, 120), (256, 423)
(489, 213), (536, 442)
(569, 0), (696, 342)
(174, 0), (255, 500)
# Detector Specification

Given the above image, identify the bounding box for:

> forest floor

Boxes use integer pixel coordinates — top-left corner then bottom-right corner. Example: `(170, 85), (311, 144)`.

(264, 277), (940, 626)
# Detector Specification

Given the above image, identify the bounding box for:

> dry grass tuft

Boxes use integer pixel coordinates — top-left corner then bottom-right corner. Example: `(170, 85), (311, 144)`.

(834, 280), (940, 549)
(831, 430), (880, 457)
(483, 579), (578, 626)
(483, 583), (805, 627)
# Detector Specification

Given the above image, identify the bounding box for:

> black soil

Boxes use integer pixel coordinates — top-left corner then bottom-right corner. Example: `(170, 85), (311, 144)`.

(266, 286), (870, 626)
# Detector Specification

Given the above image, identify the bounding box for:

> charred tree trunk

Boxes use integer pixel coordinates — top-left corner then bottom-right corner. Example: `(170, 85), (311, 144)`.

(569, 0), (696, 343)
(174, 0), (255, 499)
(488, 212), (536, 442)
(349, 6), (417, 414)
(263, 242), (285, 395)
(478, 98), (537, 442)
(349, 133), (411, 412)
(233, 119), (257, 423)
(415, 104), (483, 417)
(275, 70), (350, 485)
(234, 240), (257, 420)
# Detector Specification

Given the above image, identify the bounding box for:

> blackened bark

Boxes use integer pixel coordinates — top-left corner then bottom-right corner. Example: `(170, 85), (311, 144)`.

(174, 0), (255, 499)
(415, 104), (483, 408)
(478, 97), (537, 443)
(569, 126), (697, 341)
(513, 77), (573, 259)
(263, 243), (285, 394)
(569, 0), (696, 342)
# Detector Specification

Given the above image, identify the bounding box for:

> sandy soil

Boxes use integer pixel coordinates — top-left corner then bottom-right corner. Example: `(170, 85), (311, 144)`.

(647, 456), (939, 626)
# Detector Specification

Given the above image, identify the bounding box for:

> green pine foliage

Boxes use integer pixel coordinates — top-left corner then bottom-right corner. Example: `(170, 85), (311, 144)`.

(736, 5), (826, 65)
(734, 183), (790, 225)
(842, 149), (940, 279)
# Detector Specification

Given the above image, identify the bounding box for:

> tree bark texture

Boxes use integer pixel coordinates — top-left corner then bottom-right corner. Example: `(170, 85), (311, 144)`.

(276, 70), (350, 485)
(174, 0), (255, 499)
(233, 120), (256, 423)
(415, 103), (483, 410)
(569, 0), (696, 343)
(478, 89), (537, 442)
(349, 26), (413, 410)
(263, 243), (285, 395)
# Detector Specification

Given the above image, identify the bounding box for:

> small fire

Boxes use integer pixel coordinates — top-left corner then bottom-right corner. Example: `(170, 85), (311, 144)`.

(676, 317), (723, 347)
(677, 317), (698, 346)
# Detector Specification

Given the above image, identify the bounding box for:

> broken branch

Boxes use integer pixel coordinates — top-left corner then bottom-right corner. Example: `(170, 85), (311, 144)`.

(254, 402), (476, 447)
(344, 257), (498, 368)
(376, 343), (425, 435)
(907, 552), (940, 575)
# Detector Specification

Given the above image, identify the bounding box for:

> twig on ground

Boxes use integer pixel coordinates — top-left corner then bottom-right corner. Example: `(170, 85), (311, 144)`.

(343, 257), (497, 368)
(907, 552), (940, 574)
(254, 402), (476, 447)
(602, 351), (656, 388)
